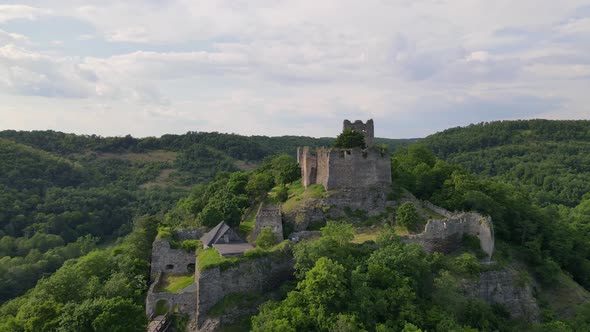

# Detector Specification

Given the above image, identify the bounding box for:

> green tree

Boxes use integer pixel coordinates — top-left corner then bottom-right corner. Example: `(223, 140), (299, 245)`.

(396, 202), (420, 231)
(334, 129), (367, 149)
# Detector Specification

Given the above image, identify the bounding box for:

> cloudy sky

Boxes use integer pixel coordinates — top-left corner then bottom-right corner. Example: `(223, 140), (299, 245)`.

(0, 1), (589, 138)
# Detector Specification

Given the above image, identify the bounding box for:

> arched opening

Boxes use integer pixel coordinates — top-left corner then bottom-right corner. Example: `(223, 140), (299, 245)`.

(155, 299), (170, 315)
(165, 264), (174, 270)
(187, 263), (195, 273)
(173, 304), (180, 313)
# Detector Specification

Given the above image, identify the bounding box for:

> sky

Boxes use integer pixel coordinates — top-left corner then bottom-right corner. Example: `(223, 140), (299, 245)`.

(0, 1), (589, 139)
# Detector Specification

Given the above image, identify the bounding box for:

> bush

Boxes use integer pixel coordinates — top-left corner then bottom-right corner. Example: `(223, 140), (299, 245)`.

(256, 227), (279, 249)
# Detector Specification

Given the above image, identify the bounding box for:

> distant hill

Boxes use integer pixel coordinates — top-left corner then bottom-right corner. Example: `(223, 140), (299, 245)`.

(421, 119), (590, 206)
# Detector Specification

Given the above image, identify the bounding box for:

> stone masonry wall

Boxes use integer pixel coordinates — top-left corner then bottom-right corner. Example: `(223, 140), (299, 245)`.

(253, 203), (283, 243)
(325, 148), (391, 190)
(150, 239), (197, 280)
(300, 147), (391, 191)
(404, 212), (494, 259)
(145, 272), (197, 318)
(195, 254), (294, 331)
(343, 119), (374, 147)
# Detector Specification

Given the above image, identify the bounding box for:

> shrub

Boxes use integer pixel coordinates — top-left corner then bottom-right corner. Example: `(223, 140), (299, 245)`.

(256, 227), (279, 249)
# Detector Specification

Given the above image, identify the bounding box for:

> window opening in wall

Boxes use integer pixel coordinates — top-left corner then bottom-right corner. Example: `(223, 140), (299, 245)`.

(165, 264), (174, 270)
(155, 300), (170, 315)
(187, 263), (195, 273)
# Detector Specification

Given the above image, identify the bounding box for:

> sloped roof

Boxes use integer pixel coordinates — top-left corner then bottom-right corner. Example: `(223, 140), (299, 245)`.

(200, 221), (231, 247)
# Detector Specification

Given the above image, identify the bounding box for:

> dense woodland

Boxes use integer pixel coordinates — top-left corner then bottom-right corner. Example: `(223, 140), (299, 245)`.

(0, 122), (589, 331)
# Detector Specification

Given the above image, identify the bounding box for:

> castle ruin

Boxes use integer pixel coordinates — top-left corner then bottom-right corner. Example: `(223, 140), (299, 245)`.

(297, 119), (391, 191)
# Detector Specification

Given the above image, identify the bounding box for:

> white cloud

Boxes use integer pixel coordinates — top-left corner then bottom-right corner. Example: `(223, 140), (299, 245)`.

(0, 0), (589, 137)
(0, 4), (49, 23)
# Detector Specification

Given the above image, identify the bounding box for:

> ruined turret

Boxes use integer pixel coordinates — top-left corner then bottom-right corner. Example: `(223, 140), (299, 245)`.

(297, 119), (391, 190)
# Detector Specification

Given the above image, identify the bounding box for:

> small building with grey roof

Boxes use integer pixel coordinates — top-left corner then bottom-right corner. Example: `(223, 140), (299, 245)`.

(200, 221), (253, 257)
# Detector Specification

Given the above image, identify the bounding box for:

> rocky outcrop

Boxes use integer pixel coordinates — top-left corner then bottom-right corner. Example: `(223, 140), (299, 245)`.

(461, 268), (540, 323)
(283, 198), (326, 231)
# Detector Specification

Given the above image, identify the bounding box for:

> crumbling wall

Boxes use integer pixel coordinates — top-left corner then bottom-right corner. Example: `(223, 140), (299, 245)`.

(145, 272), (197, 317)
(404, 212), (494, 259)
(196, 254), (294, 331)
(461, 268), (540, 323)
(253, 203), (283, 242)
(150, 239), (197, 280)
(174, 229), (207, 242)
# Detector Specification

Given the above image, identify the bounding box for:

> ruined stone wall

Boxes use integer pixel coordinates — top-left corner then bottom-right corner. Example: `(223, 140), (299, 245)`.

(150, 239), (197, 280)
(196, 254), (294, 330)
(325, 148), (391, 190)
(461, 268), (540, 323)
(173, 229), (207, 242)
(253, 203), (283, 242)
(300, 147), (317, 188)
(315, 148), (331, 190)
(404, 212), (494, 259)
(146, 272), (197, 317)
(343, 119), (374, 147)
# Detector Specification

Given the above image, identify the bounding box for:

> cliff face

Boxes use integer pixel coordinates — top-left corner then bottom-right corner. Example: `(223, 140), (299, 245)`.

(195, 254), (295, 331)
(461, 268), (540, 323)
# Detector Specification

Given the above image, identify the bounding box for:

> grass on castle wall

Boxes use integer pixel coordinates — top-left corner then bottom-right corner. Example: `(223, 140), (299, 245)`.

(197, 248), (238, 271)
(239, 208), (256, 238)
(197, 241), (291, 271)
(159, 274), (194, 293)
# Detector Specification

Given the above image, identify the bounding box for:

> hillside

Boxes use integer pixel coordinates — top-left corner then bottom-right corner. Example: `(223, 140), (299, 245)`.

(0, 130), (412, 304)
(421, 120), (590, 206)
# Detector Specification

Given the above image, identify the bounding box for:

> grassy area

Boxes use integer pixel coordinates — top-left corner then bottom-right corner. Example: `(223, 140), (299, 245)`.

(97, 150), (177, 162)
(239, 208), (257, 238)
(282, 181), (326, 213)
(197, 248), (238, 271)
(156, 274), (195, 293)
(421, 205), (445, 220)
(352, 225), (410, 244)
(139, 168), (173, 189)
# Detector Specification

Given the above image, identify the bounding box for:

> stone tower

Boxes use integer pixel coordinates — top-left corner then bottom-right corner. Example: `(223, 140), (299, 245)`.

(343, 119), (374, 147)
(297, 119), (391, 190)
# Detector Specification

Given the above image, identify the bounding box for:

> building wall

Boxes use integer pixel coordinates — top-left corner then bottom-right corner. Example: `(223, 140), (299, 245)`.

(253, 203), (284, 243)
(150, 239), (197, 280)
(300, 147), (391, 191)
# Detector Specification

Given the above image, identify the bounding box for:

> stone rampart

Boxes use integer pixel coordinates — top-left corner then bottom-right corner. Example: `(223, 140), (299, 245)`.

(253, 203), (283, 242)
(404, 212), (494, 259)
(196, 254), (294, 330)
(150, 239), (197, 280)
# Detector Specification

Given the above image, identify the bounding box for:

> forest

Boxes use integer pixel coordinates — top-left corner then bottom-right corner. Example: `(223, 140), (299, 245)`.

(0, 121), (589, 331)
